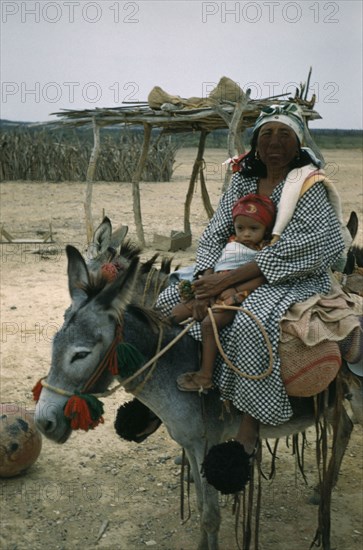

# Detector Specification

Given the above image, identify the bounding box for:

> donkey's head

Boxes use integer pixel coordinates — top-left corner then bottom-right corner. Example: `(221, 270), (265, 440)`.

(87, 217), (174, 308)
(34, 245), (139, 443)
(339, 212), (363, 296)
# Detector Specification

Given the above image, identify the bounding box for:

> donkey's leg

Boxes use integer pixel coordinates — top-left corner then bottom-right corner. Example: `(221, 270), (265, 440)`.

(185, 446), (221, 550)
(327, 404), (353, 488)
(347, 379), (363, 426)
(316, 404), (354, 550)
(310, 405), (353, 505)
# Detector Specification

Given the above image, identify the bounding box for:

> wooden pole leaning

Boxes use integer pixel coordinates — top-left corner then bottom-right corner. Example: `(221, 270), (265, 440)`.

(85, 117), (100, 243)
(184, 130), (208, 235)
(222, 91), (250, 192)
(132, 123), (152, 247)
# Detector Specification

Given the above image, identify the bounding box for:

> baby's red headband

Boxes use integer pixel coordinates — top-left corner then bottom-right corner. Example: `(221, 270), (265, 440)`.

(232, 193), (276, 229)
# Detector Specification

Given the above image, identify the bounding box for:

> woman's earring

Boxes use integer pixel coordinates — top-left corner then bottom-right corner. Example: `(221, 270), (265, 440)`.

(295, 150), (300, 161)
(255, 150), (260, 160)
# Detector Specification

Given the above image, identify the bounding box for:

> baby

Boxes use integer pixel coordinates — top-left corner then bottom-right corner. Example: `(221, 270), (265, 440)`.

(173, 193), (276, 392)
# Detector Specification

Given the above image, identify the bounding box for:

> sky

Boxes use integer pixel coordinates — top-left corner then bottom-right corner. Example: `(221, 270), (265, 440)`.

(0, 0), (362, 129)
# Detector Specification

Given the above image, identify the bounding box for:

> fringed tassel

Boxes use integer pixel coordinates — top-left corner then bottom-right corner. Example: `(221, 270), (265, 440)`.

(32, 379), (43, 402)
(64, 393), (105, 431)
(116, 343), (145, 378)
(108, 350), (119, 375)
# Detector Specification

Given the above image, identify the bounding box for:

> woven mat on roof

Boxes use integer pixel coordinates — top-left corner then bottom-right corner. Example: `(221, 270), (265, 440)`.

(147, 76), (246, 110)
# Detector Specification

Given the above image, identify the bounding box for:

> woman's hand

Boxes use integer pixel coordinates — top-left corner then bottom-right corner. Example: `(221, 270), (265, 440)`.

(193, 262), (264, 300)
(193, 272), (230, 300)
(191, 297), (211, 321)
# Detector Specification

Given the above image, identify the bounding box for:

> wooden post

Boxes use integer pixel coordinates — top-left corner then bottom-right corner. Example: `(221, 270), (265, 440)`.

(222, 92), (250, 192)
(184, 131), (208, 234)
(199, 160), (214, 219)
(84, 117), (100, 243)
(132, 123), (151, 247)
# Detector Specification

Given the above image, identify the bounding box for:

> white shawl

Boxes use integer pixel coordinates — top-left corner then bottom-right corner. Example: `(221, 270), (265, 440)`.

(271, 164), (352, 271)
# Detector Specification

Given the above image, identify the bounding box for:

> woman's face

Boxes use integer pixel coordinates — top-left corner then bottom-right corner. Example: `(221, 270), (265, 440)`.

(256, 122), (299, 172)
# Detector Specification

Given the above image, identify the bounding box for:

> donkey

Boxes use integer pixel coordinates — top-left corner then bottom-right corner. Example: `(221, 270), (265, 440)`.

(34, 241), (362, 550)
(86, 214), (363, 429)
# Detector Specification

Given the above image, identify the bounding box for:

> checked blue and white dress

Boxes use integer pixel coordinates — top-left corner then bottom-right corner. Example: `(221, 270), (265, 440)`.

(156, 171), (345, 425)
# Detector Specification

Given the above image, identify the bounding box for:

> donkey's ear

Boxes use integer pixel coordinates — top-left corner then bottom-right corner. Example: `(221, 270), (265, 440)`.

(347, 211), (358, 241)
(93, 217), (112, 254)
(96, 256), (139, 317)
(66, 245), (90, 306)
(110, 224), (128, 250)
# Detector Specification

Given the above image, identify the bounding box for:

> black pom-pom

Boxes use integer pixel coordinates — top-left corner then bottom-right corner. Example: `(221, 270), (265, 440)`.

(202, 440), (252, 494)
(114, 399), (162, 443)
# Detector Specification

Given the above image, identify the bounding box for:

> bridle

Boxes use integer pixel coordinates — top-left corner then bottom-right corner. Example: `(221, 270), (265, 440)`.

(33, 325), (124, 430)
(33, 320), (195, 431)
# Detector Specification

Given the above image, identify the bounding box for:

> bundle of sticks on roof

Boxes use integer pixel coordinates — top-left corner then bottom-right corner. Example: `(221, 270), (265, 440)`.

(47, 70), (320, 135)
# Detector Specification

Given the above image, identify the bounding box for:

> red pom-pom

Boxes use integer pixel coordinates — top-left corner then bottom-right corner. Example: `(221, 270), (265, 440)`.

(64, 395), (104, 431)
(101, 263), (118, 282)
(32, 379), (43, 402)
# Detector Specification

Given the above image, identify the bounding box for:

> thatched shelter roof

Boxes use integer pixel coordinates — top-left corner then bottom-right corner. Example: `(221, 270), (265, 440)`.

(50, 97), (321, 134)
(45, 74), (323, 247)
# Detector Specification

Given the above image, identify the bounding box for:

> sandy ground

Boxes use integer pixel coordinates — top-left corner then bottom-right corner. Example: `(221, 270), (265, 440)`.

(0, 148), (362, 550)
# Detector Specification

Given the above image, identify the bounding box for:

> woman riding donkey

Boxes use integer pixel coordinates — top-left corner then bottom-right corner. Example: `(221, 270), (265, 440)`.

(156, 103), (351, 494)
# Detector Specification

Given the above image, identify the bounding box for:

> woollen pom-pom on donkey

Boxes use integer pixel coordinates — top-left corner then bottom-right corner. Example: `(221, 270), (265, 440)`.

(202, 440), (254, 495)
(32, 379), (107, 432)
(114, 399), (163, 443)
(32, 326), (146, 432)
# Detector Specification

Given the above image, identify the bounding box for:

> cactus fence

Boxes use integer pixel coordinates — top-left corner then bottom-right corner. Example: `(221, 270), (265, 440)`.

(0, 127), (178, 182)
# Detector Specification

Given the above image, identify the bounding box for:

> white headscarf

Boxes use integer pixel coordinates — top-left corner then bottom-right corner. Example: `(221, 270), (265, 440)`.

(252, 104), (305, 143)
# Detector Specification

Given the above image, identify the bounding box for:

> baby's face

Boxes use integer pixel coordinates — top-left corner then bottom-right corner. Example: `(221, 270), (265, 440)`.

(233, 215), (266, 247)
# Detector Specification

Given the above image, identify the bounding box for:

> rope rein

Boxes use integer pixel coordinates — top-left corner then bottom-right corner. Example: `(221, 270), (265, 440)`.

(118, 301), (274, 388)
(41, 378), (123, 399)
(35, 298), (274, 435)
(130, 325), (164, 396)
(119, 320), (196, 387)
(207, 304), (274, 380)
(37, 301), (273, 403)
(36, 320), (196, 402)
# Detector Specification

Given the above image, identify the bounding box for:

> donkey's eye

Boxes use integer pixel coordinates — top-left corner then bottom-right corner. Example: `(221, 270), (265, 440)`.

(71, 351), (90, 363)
